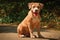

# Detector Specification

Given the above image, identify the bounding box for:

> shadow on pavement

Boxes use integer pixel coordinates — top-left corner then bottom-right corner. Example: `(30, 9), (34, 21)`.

(0, 26), (17, 33)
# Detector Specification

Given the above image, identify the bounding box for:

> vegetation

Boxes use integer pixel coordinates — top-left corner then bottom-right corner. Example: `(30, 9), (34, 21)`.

(0, 0), (60, 29)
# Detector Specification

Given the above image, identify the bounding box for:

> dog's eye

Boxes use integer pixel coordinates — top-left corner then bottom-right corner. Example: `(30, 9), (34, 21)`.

(33, 6), (35, 8)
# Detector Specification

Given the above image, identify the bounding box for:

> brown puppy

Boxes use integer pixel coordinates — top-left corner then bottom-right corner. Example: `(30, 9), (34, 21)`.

(17, 2), (44, 38)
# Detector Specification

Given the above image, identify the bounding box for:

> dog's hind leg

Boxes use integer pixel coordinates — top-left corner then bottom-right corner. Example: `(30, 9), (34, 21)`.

(17, 28), (25, 38)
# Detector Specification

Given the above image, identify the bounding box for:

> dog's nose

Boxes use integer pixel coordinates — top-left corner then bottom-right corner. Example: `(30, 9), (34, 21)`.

(35, 10), (38, 12)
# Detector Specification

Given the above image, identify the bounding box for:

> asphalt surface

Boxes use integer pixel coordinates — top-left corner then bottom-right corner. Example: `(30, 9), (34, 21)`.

(0, 30), (60, 40)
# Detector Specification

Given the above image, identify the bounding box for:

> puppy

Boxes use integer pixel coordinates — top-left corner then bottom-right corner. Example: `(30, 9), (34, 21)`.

(17, 2), (44, 38)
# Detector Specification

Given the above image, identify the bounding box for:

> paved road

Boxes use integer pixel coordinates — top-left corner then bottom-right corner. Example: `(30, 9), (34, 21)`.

(0, 30), (60, 40)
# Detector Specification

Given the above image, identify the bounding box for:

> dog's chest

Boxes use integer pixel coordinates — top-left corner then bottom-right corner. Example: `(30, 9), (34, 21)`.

(32, 16), (40, 24)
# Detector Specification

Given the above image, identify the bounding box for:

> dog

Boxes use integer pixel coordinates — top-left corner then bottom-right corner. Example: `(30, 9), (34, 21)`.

(17, 2), (44, 38)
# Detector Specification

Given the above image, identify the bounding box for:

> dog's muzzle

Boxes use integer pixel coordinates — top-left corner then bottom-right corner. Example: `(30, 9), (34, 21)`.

(35, 10), (38, 12)
(33, 8), (39, 13)
(32, 11), (38, 16)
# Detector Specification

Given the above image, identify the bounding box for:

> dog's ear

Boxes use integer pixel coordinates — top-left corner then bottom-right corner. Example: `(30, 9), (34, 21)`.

(28, 3), (33, 9)
(39, 3), (44, 9)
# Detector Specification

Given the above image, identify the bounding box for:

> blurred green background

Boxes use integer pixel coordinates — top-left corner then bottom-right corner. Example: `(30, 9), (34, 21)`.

(0, 0), (60, 29)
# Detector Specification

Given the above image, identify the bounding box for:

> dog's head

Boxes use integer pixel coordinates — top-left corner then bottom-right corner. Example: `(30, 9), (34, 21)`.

(28, 2), (44, 15)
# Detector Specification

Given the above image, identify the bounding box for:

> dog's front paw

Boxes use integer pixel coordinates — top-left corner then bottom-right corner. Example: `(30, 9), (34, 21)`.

(18, 35), (25, 38)
(30, 35), (35, 38)
(37, 35), (43, 38)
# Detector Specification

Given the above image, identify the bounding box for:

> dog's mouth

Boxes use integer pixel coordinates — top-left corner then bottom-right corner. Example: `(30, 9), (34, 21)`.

(32, 11), (38, 16)
(34, 12), (38, 16)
